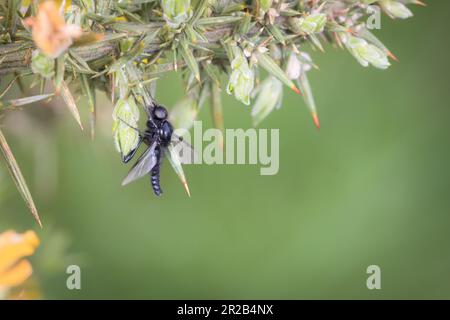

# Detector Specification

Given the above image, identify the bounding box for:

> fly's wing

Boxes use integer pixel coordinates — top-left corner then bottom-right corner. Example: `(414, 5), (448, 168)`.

(122, 141), (158, 186)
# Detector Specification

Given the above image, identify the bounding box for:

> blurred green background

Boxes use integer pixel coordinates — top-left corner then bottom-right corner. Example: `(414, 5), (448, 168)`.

(1, 1), (450, 299)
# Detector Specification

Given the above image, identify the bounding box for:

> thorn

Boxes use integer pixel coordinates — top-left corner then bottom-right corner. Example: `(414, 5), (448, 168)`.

(347, 28), (357, 36)
(415, 0), (427, 6)
(183, 181), (191, 197)
(387, 51), (399, 62)
(312, 112), (320, 130)
(334, 32), (344, 49)
(291, 84), (302, 95)
(32, 211), (43, 228)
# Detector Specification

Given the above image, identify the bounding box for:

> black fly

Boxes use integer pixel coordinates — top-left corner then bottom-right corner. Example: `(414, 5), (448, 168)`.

(120, 103), (189, 196)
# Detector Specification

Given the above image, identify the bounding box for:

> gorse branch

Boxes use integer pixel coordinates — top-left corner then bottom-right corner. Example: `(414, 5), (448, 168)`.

(0, 0), (423, 225)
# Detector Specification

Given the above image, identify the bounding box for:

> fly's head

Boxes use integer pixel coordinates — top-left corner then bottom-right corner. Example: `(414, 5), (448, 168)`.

(152, 106), (168, 121)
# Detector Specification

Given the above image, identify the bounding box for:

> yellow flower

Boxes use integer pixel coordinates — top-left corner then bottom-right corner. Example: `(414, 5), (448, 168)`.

(0, 230), (40, 292)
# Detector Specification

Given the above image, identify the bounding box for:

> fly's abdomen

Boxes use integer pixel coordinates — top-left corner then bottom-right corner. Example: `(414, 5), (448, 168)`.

(150, 167), (162, 196)
(150, 147), (162, 196)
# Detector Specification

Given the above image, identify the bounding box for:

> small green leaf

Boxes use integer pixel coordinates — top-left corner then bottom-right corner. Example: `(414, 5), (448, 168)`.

(266, 24), (286, 45)
(109, 41), (145, 74)
(251, 76), (283, 126)
(221, 3), (246, 14)
(238, 12), (252, 35)
(255, 51), (301, 94)
(297, 72), (320, 129)
(161, 0), (193, 28)
(308, 34), (325, 52)
(169, 95), (199, 131)
(179, 36), (200, 82)
(191, 0), (209, 23)
(124, 63), (154, 106)
(109, 22), (162, 34)
(202, 60), (221, 87)
(80, 74), (96, 140)
(196, 16), (242, 26)
(39, 78), (46, 95)
(280, 8), (301, 16)
(0, 74), (21, 100)
(54, 54), (66, 93)
(6, 0), (21, 34)
(184, 24), (208, 43)
(59, 81), (84, 130)
(0, 93), (54, 109)
(290, 13), (327, 35)
(31, 51), (55, 79)
(69, 50), (96, 74)
(167, 144), (191, 197)
(109, 32), (158, 74)
(210, 81), (224, 149)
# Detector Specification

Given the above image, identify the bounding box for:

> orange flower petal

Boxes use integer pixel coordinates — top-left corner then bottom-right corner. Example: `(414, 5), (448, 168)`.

(25, 1), (81, 58)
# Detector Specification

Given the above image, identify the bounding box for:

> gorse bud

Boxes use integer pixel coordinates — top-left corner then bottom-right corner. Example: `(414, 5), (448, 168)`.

(31, 50), (55, 79)
(251, 76), (283, 126)
(286, 52), (302, 80)
(112, 97), (140, 158)
(343, 34), (391, 70)
(169, 95), (199, 131)
(286, 52), (313, 80)
(289, 13), (327, 35)
(380, 0), (414, 19)
(161, 0), (193, 28)
(227, 46), (255, 105)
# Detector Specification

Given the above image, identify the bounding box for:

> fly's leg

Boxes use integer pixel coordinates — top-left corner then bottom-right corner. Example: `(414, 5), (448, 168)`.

(117, 117), (146, 163)
(122, 135), (144, 163)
